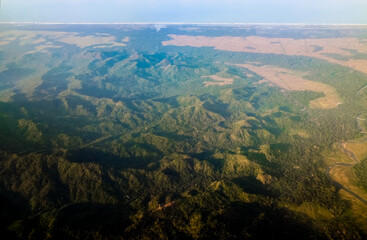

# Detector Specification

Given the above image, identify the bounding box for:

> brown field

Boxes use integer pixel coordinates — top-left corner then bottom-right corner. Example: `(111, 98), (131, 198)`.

(289, 129), (310, 138)
(0, 30), (126, 49)
(3, 36), (17, 41)
(202, 75), (234, 87)
(281, 202), (333, 220)
(59, 35), (126, 48)
(323, 139), (367, 234)
(329, 165), (367, 201)
(31, 37), (47, 44)
(339, 188), (367, 233)
(344, 141), (367, 161)
(0, 90), (15, 102)
(0, 41), (10, 46)
(235, 63), (341, 109)
(162, 35), (367, 74)
(25, 44), (63, 54)
(330, 166), (355, 188)
(323, 142), (367, 233)
(322, 143), (355, 165)
(121, 37), (130, 42)
(329, 165), (367, 230)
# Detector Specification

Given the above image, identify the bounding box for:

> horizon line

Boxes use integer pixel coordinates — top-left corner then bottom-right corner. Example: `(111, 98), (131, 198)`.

(1, 22), (367, 26)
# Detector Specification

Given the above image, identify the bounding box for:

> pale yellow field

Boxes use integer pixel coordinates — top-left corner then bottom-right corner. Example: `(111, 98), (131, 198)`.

(201, 75), (234, 87)
(330, 163), (367, 192)
(235, 63), (341, 109)
(0, 41), (10, 46)
(344, 141), (367, 161)
(323, 140), (367, 235)
(322, 144), (355, 165)
(339, 189), (367, 233)
(330, 166), (355, 188)
(289, 129), (310, 138)
(25, 44), (63, 55)
(329, 165), (367, 232)
(0, 30), (127, 49)
(280, 202), (333, 220)
(59, 35), (126, 48)
(31, 37), (47, 44)
(162, 35), (367, 74)
(122, 37), (130, 42)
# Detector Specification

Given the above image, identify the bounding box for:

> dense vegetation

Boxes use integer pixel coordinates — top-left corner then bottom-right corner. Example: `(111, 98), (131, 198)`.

(354, 158), (367, 192)
(0, 24), (367, 239)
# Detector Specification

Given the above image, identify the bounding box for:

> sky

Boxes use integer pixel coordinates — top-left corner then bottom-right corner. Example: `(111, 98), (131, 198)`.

(1, 0), (367, 24)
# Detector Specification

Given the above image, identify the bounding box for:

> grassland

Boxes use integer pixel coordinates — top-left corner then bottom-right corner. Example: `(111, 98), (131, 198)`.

(162, 34), (367, 74)
(322, 143), (355, 166)
(280, 202), (333, 220)
(0, 30), (127, 49)
(344, 141), (367, 161)
(339, 188), (367, 234)
(324, 140), (367, 235)
(235, 63), (341, 109)
(329, 165), (367, 231)
(201, 75), (234, 86)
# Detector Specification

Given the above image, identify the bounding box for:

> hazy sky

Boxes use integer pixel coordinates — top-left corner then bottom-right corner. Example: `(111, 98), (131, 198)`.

(1, 0), (367, 24)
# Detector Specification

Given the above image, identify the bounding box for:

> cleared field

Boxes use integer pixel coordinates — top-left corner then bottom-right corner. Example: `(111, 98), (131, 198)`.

(329, 165), (367, 205)
(0, 30), (126, 49)
(344, 141), (367, 161)
(343, 59), (367, 75)
(330, 165), (356, 187)
(322, 143), (355, 165)
(324, 138), (367, 234)
(280, 202), (333, 220)
(329, 165), (367, 231)
(201, 75), (234, 87)
(0, 41), (10, 46)
(25, 44), (63, 54)
(122, 37), (130, 42)
(31, 37), (47, 44)
(162, 35), (367, 74)
(59, 35), (126, 48)
(339, 188), (367, 234)
(289, 129), (310, 138)
(235, 63), (341, 109)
